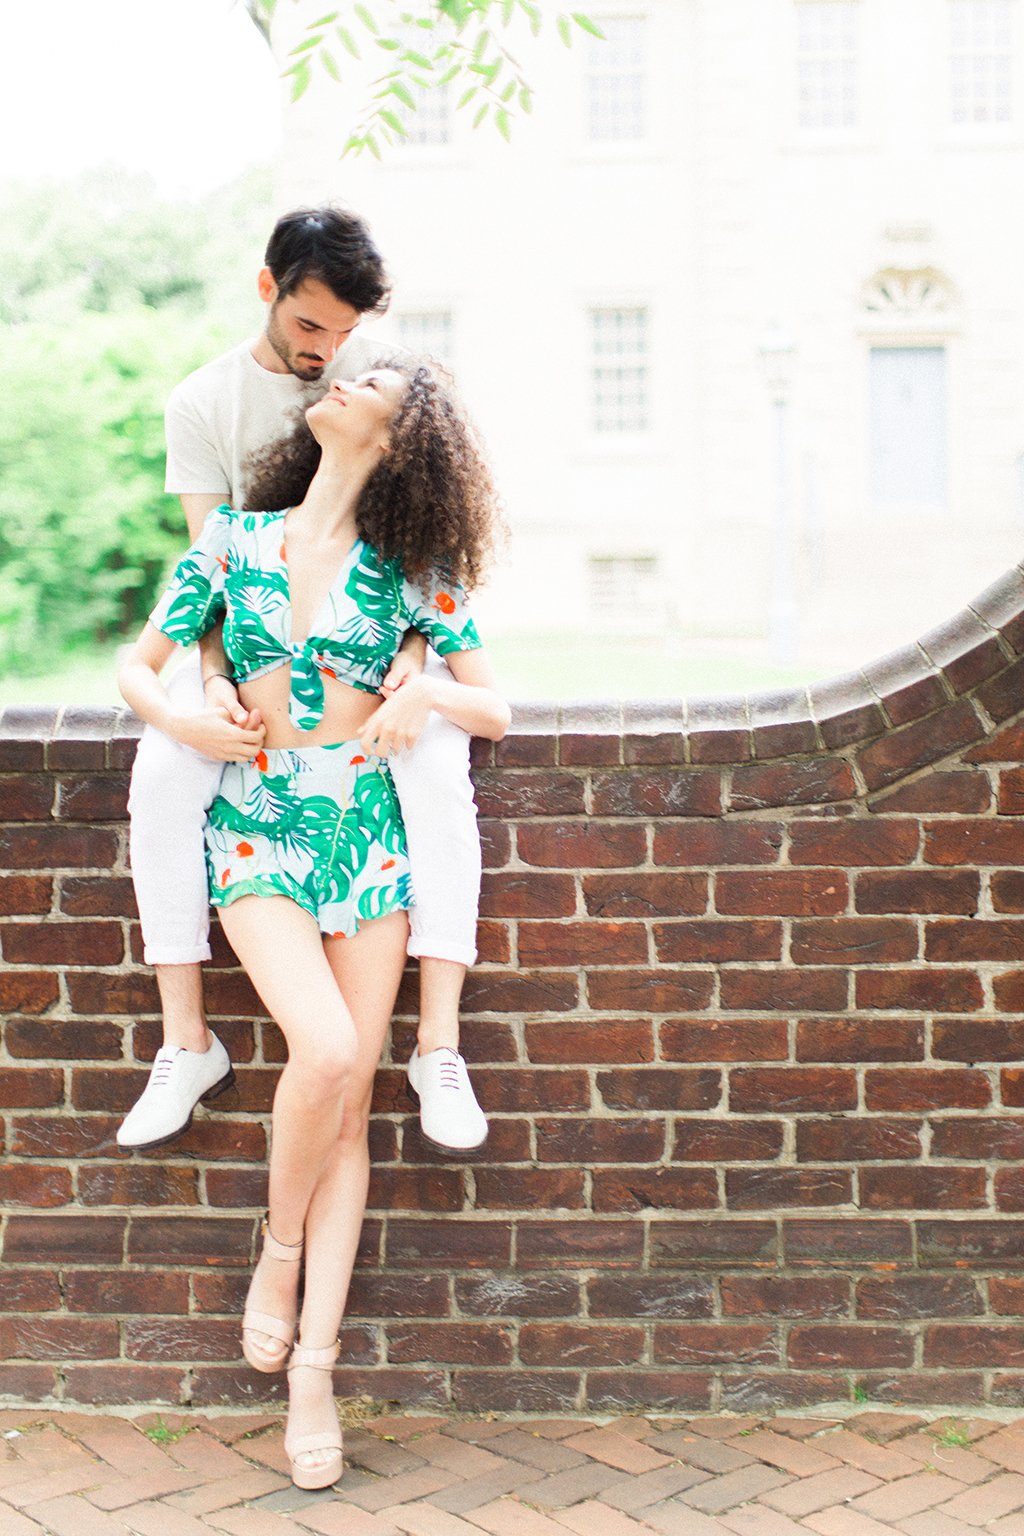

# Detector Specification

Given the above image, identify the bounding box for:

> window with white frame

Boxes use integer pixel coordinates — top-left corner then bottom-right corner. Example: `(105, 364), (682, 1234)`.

(405, 78), (454, 146)
(589, 307), (649, 433)
(584, 16), (648, 142)
(394, 310), (455, 366)
(588, 554), (660, 628)
(949, 0), (1014, 126)
(795, 0), (861, 131)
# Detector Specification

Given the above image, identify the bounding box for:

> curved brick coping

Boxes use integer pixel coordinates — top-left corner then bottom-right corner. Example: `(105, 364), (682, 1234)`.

(4, 560), (1024, 799)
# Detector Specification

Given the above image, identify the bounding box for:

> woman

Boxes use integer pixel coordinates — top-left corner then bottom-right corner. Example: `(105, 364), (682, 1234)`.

(119, 363), (509, 1489)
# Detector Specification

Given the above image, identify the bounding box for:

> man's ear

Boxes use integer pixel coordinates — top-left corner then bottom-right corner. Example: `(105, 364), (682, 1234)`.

(257, 267), (278, 304)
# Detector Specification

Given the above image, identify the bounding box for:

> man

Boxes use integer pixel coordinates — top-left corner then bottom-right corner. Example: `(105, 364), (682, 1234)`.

(118, 205), (487, 1156)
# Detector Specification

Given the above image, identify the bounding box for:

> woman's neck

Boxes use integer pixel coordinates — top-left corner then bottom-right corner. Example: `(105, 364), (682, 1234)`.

(293, 445), (377, 541)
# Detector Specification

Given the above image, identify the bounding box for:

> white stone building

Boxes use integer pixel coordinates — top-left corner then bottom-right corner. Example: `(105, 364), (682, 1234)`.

(266, 0), (1024, 676)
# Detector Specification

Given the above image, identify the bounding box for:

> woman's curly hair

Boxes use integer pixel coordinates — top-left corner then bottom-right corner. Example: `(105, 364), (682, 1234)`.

(242, 362), (504, 590)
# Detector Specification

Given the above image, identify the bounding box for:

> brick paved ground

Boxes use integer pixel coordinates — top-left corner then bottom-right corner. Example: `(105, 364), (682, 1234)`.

(8, 1407), (1024, 1534)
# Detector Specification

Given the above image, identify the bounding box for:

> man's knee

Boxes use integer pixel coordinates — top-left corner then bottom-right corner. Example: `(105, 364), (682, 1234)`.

(128, 724), (222, 827)
(392, 714), (474, 809)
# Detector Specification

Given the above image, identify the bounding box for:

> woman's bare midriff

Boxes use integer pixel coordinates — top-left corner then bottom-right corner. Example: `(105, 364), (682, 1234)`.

(238, 666), (379, 750)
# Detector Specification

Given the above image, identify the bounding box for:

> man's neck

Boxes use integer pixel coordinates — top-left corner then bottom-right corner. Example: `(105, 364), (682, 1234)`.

(250, 333), (294, 376)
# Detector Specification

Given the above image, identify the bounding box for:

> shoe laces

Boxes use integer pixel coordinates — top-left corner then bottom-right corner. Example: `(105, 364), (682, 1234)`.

(148, 1049), (183, 1090)
(436, 1050), (463, 1092)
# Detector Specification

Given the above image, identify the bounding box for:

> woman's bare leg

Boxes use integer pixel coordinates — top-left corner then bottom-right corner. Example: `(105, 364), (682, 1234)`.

(220, 895), (409, 1476)
(219, 895), (362, 1358)
(286, 913), (409, 1474)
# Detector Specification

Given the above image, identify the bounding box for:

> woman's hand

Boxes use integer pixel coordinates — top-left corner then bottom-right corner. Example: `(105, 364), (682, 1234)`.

(379, 647), (424, 696)
(359, 676), (435, 757)
(171, 704), (266, 762)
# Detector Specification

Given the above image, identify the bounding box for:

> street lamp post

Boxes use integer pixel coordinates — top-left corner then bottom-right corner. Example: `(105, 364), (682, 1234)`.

(758, 325), (798, 667)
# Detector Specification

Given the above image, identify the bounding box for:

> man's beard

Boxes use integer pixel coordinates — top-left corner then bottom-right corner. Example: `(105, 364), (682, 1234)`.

(266, 305), (327, 383)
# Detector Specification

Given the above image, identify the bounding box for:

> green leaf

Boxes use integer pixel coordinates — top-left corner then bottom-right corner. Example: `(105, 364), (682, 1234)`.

(457, 84), (479, 108)
(495, 106), (512, 141)
(376, 36), (402, 50)
(310, 10), (339, 26)
(404, 48), (433, 69)
(500, 79), (516, 102)
(365, 131), (382, 159)
(289, 59), (312, 101)
(354, 4), (379, 34)
(320, 47), (341, 81)
(380, 109), (408, 136)
(556, 14), (572, 46)
(473, 102), (490, 127)
(502, 0), (515, 23)
(336, 25), (360, 58)
(572, 12), (605, 39)
(388, 79), (416, 109)
(288, 34), (323, 56)
(437, 64), (461, 85)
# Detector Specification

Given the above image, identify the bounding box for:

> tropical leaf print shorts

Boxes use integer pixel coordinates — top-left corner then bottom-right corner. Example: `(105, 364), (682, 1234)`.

(204, 741), (413, 938)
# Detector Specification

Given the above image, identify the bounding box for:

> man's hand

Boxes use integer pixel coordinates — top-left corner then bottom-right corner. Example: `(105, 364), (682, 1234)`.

(360, 676), (435, 757)
(204, 674), (247, 723)
(172, 705), (266, 762)
(379, 647), (425, 696)
(381, 628), (428, 696)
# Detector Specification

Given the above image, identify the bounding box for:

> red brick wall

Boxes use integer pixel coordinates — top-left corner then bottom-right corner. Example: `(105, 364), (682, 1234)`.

(3, 572), (1024, 1411)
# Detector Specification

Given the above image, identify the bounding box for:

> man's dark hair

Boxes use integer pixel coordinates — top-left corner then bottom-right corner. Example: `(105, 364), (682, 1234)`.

(265, 206), (390, 315)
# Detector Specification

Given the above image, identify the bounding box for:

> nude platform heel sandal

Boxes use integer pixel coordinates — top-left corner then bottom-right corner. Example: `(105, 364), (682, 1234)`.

(241, 1215), (303, 1373)
(285, 1340), (343, 1490)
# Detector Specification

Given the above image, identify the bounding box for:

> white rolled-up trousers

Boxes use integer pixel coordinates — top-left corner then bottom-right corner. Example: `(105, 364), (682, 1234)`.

(127, 653), (481, 968)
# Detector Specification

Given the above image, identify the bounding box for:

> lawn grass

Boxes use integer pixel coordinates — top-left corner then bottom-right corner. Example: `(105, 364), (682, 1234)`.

(1, 647), (127, 709)
(485, 632), (829, 700)
(0, 633), (830, 712)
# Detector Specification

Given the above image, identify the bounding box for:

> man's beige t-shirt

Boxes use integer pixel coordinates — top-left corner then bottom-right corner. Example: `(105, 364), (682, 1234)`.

(164, 332), (396, 506)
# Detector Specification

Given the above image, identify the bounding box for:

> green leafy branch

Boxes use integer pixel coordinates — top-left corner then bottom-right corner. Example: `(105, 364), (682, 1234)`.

(245, 1), (603, 159)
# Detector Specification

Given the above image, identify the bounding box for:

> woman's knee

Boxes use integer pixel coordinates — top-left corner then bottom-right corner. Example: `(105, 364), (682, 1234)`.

(286, 1041), (359, 1103)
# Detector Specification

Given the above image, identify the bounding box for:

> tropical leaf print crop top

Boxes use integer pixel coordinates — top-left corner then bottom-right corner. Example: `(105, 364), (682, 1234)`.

(148, 505), (482, 731)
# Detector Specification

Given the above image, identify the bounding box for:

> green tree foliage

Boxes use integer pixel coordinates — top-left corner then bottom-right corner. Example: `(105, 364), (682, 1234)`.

(244, 0), (602, 156)
(0, 166), (271, 329)
(0, 169), (272, 678)
(0, 312), (203, 671)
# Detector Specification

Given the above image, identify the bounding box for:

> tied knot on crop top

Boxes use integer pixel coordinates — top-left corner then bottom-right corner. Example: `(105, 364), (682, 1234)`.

(149, 505), (482, 730)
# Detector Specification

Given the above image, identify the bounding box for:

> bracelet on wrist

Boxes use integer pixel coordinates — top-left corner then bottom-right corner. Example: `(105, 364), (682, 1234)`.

(203, 672), (234, 688)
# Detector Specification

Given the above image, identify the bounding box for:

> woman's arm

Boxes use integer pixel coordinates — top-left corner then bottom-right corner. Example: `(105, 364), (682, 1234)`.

(358, 648), (510, 757)
(119, 623), (266, 761)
